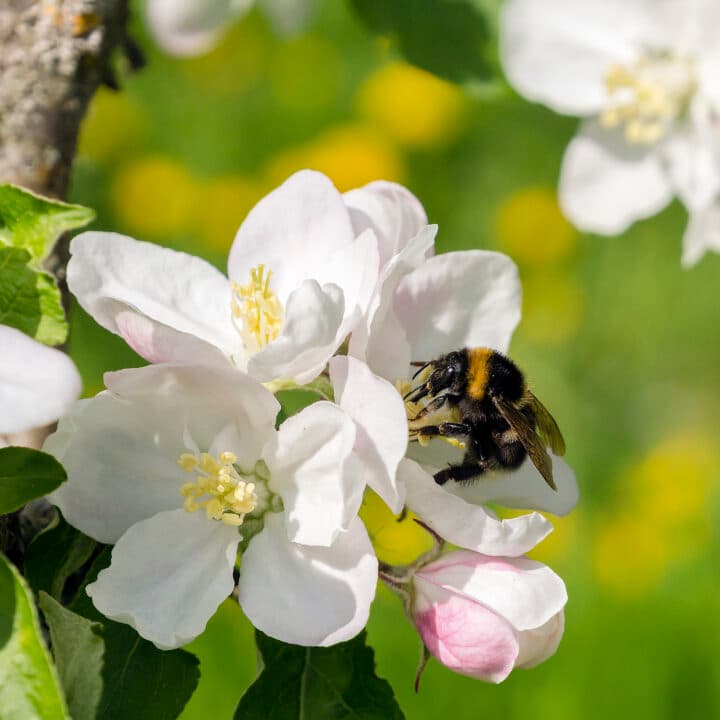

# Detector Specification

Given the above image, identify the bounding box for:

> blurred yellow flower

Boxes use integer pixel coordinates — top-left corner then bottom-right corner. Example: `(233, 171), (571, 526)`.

(521, 272), (585, 344)
(268, 35), (342, 111)
(111, 156), (199, 238)
(497, 187), (576, 265)
(197, 176), (267, 252)
(360, 490), (434, 567)
(78, 88), (145, 163)
(357, 62), (466, 149)
(267, 124), (405, 192)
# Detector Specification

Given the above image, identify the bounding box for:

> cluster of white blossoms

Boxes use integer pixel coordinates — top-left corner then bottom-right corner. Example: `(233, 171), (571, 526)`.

(500, 0), (720, 267)
(44, 170), (578, 680)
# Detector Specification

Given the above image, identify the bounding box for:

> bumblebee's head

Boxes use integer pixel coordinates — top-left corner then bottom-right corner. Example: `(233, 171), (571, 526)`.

(407, 350), (468, 402)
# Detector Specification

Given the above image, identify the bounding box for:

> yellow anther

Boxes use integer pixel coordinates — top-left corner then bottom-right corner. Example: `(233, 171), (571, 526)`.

(230, 264), (284, 352)
(178, 449), (258, 527)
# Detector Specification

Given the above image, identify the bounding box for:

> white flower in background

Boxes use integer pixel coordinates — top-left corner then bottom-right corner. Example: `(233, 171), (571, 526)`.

(67, 170), (380, 385)
(0, 324), (81, 447)
(500, 0), (720, 266)
(46, 363), (377, 649)
(145, 0), (316, 57)
(411, 550), (566, 683)
(331, 202), (578, 554)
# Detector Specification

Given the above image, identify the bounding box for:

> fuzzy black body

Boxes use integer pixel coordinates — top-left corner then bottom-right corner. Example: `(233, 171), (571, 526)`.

(409, 348), (541, 485)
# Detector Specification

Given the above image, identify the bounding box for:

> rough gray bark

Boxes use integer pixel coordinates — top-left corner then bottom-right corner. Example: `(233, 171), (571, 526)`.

(0, 0), (130, 198)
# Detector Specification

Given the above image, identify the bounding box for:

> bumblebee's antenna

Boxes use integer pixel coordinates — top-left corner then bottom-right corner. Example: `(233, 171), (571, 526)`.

(411, 361), (432, 380)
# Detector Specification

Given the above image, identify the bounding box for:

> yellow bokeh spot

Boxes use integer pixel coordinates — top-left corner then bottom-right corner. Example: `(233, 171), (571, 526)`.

(360, 490), (434, 566)
(357, 62), (466, 149)
(527, 511), (581, 564)
(197, 176), (266, 252)
(593, 514), (672, 599)
(521, 272), (585, 344)
(78, 88), (145, 163)
(111, 156), (199, 238)
(266, 124), (405, 192)
(268, 35), (342, 111)
(497, 187), (576, 265)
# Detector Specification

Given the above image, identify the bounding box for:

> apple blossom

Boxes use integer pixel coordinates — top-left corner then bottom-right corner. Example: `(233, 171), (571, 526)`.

(0, 324), (81, 447)
(67, 170), (380, 385)
(411, 550), (566, 683)
(45, 363), (377, 649)
(144, 0), (315, 57)
(500, 0), (720, 266)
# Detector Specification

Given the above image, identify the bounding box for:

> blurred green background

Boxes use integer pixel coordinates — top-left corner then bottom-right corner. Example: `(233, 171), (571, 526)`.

(67, 2), (720, 718)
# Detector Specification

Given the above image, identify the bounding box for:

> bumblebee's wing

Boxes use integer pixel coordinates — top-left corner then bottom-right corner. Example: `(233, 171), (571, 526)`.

(526, 391), (566, 456)
(491, 396), (557, 490)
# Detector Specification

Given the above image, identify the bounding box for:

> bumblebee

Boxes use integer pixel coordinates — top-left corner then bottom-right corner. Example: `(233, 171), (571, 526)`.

(405, 348), (565, 489)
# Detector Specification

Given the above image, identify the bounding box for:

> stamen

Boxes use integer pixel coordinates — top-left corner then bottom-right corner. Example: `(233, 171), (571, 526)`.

(600, 52), (696, 145)
(179, 450), (258, 525)
(230, 264), (284, 352)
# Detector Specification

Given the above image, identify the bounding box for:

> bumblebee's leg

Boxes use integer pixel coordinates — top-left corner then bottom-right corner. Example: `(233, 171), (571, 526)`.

(495, 440), (526, 470)
(434, 463), (484, 485)
(411, 394), (448, 421)
(414, 422), (471, 439)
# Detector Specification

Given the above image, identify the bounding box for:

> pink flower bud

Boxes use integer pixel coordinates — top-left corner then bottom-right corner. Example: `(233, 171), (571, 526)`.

(411, 550), (566, 683)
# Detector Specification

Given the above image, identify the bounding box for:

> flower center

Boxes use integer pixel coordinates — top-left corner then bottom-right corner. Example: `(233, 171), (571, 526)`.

(396, 377), (465, 450)
(179, 451), (259, 526)
(600, 51), (697, 144)
(230, 264), (284, 353)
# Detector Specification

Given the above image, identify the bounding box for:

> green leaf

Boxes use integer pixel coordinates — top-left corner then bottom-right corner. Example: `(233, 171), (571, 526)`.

(0, 246), (68, 344)
(70, 549), (201, 720)
(235, 631), (405, 720)
(350, 0), (499, 86)
(0, 183), (94, 263)
(25, 511), (96, 601)
(0, 553), (70, 720)
(39, 593), (104, 720)
(0, 447), (67, 514)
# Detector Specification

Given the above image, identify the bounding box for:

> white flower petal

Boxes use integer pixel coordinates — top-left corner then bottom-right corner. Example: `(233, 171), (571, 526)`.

(145, 0), (252, 57)
(329, 356), (408, 513)
(228, 170), (355, 303)
(238, 513), (377, 646)
(515, 610), (565, 669)
(264, 401), (358, 546)
(500, 0), (651, 115)
(68, 232), (236, 364)
(343, 181), (429, 269)
(682, 202), (720, 267)
(394, 250), (521, 362)
(559, 121), (673, 235)
(248, 280), (345, 384)
(350, 226), (436, 381)
(401, 459), (552, 556)
(0, 325), (81, 435)
(445, 456), (579, 517)
(415, 551), (567, 632)
(87, 509), (239, 649)
(260, 0), (316, 35)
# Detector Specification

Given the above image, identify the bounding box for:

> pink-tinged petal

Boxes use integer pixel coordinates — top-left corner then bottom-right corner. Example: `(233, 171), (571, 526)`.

(350, 226), (436, 381)
(500, 0), (654, 116)
(515, 610), (565, 669)
(238, 513), (377, 646)
(0, 325), (81, 435)
(228, 170), (356, 303)
(145, 0), (251, 57)
(264, 401), (359, 547)
(416, 550), (567, 632)
(68, 232), (237, 363)
(87, 509), (239, 649)
(330, 356), (407, 513)
(248, 280), (345, 384)
(559, 121), (673, 235)
(343, 181), (429, 269)
(413, 580), (519, 683)
(394, 250), (521, 361)
(401, 459), (552, 556)
(682, 203), (720, 267)
(445, 455), (579, 517)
